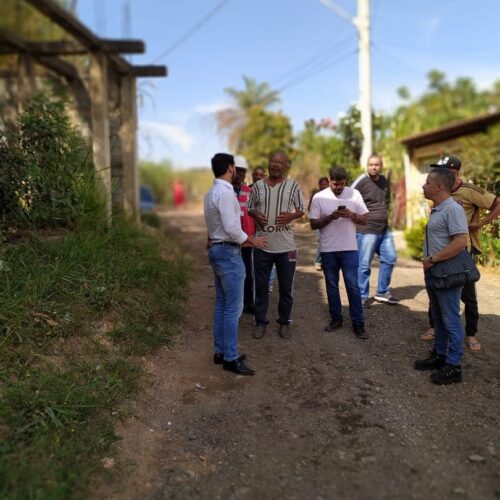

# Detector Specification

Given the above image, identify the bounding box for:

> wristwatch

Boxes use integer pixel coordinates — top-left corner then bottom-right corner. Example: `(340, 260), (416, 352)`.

(429, 255), (435, 263)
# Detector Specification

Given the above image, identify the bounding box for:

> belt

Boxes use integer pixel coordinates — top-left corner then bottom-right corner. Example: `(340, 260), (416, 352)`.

(212, 241), (240, 247)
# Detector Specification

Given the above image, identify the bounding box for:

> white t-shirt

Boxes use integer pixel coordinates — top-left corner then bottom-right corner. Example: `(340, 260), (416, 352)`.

(309, 186), (368, 252)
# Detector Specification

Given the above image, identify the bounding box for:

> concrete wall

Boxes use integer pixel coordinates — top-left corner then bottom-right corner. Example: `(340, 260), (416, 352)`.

(405, 139), (462, 228)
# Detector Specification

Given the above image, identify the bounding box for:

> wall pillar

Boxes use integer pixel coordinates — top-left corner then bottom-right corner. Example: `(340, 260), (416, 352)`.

(89, 51), (111, 221)
(119, 75), (139, 219)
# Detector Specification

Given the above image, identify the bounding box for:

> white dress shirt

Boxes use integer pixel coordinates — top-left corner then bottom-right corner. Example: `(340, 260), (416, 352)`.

(204, 179), (248, 245)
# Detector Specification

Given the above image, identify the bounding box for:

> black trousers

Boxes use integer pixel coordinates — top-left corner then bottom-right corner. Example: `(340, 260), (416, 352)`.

(241, 247), (254, 310)
(253, 249), (296, 326)
(428, 279), (478, 337)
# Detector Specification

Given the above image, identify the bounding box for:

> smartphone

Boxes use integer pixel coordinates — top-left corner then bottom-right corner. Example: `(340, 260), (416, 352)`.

(338, 205), (346, 210)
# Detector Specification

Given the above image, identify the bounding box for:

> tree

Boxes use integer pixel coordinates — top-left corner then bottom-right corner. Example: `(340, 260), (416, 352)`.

(238, 107), (293, 168)
(215, 76), (281, 151)
(376, 70), (500, 178)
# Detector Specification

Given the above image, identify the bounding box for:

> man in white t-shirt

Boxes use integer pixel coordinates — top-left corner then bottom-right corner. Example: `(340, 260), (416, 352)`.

(309, 165), (369, 339)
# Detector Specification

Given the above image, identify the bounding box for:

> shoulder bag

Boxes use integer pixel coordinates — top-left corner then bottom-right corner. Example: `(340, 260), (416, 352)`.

(425, 226), (480, 290)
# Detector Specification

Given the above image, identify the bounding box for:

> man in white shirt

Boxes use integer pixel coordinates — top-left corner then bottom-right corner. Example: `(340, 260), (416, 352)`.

(204, 153), (267, 375)
(309, 166), (369, 339)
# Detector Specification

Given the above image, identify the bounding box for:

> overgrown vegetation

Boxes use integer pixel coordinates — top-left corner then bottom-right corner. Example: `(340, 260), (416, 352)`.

(0, 95), (104, 235)
(404, 219), (427, 261)
(404, 218), (500, 267)
(0, 96), (190, 498)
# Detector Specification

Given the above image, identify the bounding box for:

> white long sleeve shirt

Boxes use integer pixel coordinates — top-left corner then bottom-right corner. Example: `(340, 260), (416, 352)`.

(204, 179), (248, 245)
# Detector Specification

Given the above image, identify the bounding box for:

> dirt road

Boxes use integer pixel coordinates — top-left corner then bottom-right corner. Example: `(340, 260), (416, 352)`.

(96, 207), (500, 500)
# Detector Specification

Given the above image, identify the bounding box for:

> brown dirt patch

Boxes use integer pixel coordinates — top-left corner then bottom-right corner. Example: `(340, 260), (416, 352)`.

(93, 205), (500, 500)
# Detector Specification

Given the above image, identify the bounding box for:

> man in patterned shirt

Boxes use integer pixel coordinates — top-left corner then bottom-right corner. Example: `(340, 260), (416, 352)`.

(248, 151), (305, 340)
(421, 154), (500, 351)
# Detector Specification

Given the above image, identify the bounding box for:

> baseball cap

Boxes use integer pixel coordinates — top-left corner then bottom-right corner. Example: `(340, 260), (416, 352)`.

(234, 155), (249, 169)
(430, 155), (461, 170)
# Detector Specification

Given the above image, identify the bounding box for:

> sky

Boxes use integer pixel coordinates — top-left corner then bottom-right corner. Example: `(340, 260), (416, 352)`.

(75, 0), (500, 169)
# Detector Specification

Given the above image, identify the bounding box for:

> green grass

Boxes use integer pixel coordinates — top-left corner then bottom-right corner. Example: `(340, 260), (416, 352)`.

(0, 219), (189, 499)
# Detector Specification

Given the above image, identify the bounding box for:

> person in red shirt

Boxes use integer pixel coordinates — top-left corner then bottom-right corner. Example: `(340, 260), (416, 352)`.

(233, 155), (256, 314)
(172, 178), (185, 207)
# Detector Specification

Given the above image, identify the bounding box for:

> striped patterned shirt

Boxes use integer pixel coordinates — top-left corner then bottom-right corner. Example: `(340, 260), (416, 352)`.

(248, 178), (305, 253)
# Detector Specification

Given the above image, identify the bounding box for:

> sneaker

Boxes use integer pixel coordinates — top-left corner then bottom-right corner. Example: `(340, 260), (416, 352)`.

(431, 364), (462, 385)
(361, 298), (371, 308)
(252, 324), (267, 339)
(414, 349), (446, 371)
(278, 323), (292, 339)
(324, 319), (343, 332)
(314, 262), (322, 271)
(373, 292), (400, 305)
(352, 323), (369, 339)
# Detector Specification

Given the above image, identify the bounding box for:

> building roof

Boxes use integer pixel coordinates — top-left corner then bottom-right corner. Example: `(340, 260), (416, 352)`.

(2, 0), (167, 78)
(401, 110), (500, 149)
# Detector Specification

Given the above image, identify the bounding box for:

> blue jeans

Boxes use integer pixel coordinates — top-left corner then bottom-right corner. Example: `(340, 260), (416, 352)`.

(356, 231), (397, 299)
(321, 250), (364, 326)
(428, 277), (479, 337)
(426, 283), (464, 365)
(208, 244), (245, 362)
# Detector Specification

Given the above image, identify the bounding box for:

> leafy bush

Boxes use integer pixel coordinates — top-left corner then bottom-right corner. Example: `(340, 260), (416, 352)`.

(478, 219), (500, 266)
(404, 218), (426, 260)
(404, 217), (500, 266)
(0, 94), (105, 233)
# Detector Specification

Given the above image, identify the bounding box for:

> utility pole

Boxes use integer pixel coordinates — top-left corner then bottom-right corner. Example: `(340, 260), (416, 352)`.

(319, 0), (372, 166)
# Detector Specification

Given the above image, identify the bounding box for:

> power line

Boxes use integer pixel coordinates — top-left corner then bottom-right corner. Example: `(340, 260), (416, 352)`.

(377, 39), (500, 53)
(152, 0), (231, 63)
(372, 42), (427, 77)
(278, 48), (357, 93)
(272, 33), (355, 87)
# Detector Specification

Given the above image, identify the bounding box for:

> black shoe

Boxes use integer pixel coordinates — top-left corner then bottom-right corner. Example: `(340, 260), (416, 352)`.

(243, 306), (255, 315)
(431, 363), (462, 385)
(352, 323), (369, 339)
(214, 353), (246, 365)
(324, 319), (343, 332)
(414, 349), (446, 371)
(222, 358), (255, 375)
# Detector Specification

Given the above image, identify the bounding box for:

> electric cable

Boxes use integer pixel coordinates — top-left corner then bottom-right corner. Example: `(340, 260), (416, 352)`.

(278, 48), (357, 93)
(273, 33), (355, 87)
(152, 0), (231, 63)
(377, 39), (500, 52)
(372, 42), (427, 77)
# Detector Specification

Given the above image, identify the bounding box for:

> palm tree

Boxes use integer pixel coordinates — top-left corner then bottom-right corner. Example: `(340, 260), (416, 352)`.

(216, 76), (281, 151)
